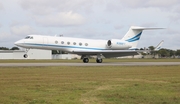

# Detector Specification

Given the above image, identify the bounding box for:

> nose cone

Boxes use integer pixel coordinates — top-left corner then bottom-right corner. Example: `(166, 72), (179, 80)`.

(14, 40), (24, 47)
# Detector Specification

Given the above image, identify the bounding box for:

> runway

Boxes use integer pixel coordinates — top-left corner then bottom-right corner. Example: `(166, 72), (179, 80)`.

(1, 62), (180, 67)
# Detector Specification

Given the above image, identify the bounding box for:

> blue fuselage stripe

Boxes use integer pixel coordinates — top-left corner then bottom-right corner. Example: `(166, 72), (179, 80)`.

(25, 43), (106, 50)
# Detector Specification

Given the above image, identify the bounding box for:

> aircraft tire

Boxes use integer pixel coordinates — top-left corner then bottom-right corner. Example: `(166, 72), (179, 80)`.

(83, 58), (89, 63)
(24, 54), (28, 58)
(96, 58), (102, 63)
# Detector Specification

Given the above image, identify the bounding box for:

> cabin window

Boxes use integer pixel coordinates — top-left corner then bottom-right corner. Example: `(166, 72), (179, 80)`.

(73, 42), (76, 45)
(79, 42), (82, 46)
(67, 42), (70, 45)
(55, 41), (58, 44)
(61, 41), (64, 44)
(85, 43), (88, 46)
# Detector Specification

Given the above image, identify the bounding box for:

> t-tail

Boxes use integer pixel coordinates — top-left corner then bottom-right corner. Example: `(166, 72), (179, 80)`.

(122, 26), (164, 50)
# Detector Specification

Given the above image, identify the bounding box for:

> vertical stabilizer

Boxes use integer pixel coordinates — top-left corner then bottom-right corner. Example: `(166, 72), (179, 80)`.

(122, 26), (164, 49)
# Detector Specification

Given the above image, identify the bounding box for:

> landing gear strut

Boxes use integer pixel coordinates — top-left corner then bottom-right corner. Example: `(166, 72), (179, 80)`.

(23, 48), (30, 58)
(96, 54), (103, 63)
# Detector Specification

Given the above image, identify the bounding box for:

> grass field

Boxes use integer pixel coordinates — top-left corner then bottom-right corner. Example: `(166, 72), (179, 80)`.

(0, 65), (180, 104)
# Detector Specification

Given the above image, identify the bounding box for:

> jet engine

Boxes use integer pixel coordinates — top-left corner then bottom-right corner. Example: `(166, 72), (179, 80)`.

(107, 39), (131, 50)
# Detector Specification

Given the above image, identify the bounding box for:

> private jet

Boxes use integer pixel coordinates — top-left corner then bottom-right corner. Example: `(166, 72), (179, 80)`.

(15, 26), (163, 63)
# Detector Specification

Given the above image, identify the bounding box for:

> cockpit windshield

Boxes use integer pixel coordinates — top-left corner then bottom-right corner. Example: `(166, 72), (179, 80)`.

(25, 36), (33, 39)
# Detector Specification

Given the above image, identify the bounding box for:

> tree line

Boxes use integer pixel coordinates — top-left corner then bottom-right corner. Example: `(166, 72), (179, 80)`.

(141, 46), (180, 58)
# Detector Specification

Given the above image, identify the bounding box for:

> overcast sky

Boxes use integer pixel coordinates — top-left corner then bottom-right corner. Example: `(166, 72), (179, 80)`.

(0, 0), (180, 50)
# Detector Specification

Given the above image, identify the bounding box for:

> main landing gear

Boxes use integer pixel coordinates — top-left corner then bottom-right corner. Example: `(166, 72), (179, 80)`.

(82, 57), (103, 63)
(83, 57), (103, 63)
(83, 58), (89, 63)
(96, 58), (103, 63)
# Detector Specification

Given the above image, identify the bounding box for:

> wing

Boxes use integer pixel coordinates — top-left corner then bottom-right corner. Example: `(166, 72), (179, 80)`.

(154, 40), (164, 51)
(71, 50), (140, 58)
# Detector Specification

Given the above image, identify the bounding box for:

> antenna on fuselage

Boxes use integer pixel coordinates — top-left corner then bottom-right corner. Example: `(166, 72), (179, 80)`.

(59, 34), (63, 37)
(54, 34), (63, 37)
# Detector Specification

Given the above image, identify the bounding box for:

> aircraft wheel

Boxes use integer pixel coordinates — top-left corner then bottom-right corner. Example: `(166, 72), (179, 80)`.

(83, 58), (89, 63)
(24, 54), (28, 58)
(96, 58), (102, 63)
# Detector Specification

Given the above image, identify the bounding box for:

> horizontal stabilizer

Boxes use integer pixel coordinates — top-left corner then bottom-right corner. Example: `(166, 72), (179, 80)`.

(131, 26), (165, 30)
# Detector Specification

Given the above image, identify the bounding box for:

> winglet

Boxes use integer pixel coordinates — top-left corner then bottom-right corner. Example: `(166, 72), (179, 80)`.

(154, 40), (164, 51)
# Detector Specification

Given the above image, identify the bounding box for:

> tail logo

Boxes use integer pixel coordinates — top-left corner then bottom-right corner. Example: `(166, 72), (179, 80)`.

(126, 32), (142, 42)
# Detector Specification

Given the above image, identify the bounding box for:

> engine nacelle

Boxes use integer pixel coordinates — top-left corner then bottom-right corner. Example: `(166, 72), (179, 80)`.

(107, 39), (131, 50)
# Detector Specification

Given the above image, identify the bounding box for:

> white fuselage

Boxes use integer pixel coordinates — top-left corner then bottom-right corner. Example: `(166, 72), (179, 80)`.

(15, 35), (132, 52)
(14, 26), (163, 63)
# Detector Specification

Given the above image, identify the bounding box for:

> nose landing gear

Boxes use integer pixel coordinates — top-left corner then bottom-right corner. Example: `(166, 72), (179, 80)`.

(23, 54), (28, 58)
(23, 48), (30, 58)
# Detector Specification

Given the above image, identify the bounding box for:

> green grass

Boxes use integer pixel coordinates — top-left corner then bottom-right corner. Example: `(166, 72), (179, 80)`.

(0, 66), (180, 104)
(0, 58), (180, 63)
